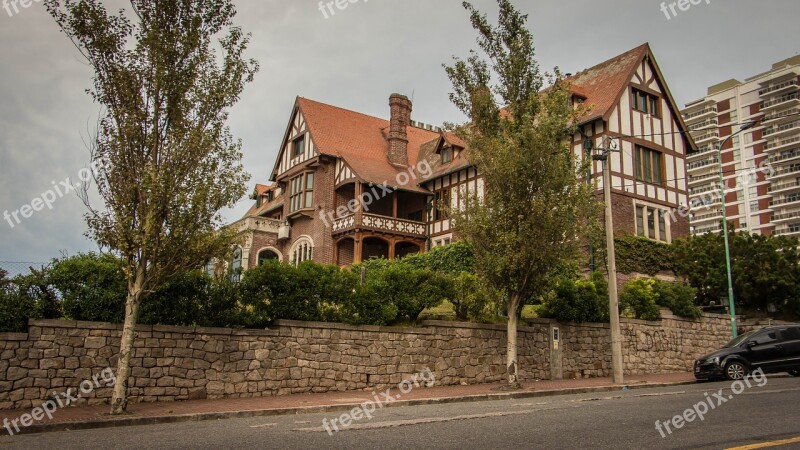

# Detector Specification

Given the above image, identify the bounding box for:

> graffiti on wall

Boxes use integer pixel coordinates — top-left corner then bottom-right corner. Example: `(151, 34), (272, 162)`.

(625, 328), (684, 352)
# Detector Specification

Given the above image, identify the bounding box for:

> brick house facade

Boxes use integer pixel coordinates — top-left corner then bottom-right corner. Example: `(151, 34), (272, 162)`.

(231, 43), (692, 270)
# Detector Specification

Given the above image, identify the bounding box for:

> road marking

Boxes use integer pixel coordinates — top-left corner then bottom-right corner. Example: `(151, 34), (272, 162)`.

(250, 423), (277, 428)
(634, 391), (686, 398)
(726, 436), (800, 449)
(293, 409), (537, 432)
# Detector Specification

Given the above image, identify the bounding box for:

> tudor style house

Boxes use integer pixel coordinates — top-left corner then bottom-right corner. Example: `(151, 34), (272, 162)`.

(231, 43), (693, 271)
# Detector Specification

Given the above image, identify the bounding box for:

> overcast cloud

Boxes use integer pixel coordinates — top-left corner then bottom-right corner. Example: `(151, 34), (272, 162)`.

(0, 0), (798, 263)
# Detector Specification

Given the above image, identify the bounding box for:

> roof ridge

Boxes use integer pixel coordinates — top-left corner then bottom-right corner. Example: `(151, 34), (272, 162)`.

(568, 43), (649, 80)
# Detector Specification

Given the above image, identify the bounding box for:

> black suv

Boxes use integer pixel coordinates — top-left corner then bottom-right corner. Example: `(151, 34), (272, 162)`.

(694, 324), (800, 381)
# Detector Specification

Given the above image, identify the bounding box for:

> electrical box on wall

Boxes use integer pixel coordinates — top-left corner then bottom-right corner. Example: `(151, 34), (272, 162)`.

(552, 327), (560, 350)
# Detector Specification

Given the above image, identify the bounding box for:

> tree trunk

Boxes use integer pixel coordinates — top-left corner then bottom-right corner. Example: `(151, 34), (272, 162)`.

(506, 293), (521, 389)
(111, 275), (144, 415)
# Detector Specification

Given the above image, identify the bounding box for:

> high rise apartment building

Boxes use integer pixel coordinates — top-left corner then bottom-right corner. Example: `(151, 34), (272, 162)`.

(683, 55), (800, 237)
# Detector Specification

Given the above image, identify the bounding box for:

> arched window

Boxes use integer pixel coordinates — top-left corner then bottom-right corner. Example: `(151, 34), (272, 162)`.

(289, 237), (314, 266)
(230, 247), (242, 282)
(257, 248), (281, 265)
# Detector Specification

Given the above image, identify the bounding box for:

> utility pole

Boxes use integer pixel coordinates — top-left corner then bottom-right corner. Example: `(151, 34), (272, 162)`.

(593, 137), (623, 384)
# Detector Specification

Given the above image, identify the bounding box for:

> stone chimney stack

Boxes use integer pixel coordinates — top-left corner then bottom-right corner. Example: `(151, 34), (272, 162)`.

(387, 93), (412, 166)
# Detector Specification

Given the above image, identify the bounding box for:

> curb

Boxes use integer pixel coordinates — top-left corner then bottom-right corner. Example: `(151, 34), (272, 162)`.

(0, 380), (698, 437)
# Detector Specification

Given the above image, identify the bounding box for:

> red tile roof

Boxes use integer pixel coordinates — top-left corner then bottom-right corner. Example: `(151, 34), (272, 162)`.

(296, 97), (440, 192)
(566, 43), (650, 124)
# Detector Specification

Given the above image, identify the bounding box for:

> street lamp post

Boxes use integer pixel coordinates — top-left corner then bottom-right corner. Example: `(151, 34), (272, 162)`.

(715, 120), (758, 339)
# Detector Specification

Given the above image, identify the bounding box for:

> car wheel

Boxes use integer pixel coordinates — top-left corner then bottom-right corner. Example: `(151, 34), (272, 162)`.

(725, 361), (748, 381)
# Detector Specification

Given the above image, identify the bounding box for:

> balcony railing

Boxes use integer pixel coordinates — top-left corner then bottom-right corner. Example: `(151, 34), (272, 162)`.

(761, 93), (800, 109)
(769, 196), (800, 207)
(769, 181), (800, 193)
(683, 107), (717, 121)
(693, 131), (721, 142)
(764, 120), (800, 136)
(759, 79), (798, 96)
(689, 173), (719, 184)
(691, 211), (723, 222)
(763, 108), (800, 123)
(688, 119), (719, 131)
(693, 225), (722, 234)
(690, 185), (720, 196)
(687, 158), (720, 170)
(331, 213), (426, 237)
(773, 210), (800, 221)
(765, 135), (800, 151)
(774, 227), (800, 236)
(769, 148), (800, 163)
(233, 216), (282, 234)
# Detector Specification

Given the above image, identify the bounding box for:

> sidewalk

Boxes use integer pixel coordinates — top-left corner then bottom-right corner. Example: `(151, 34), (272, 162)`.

(0, 372), (695, 436)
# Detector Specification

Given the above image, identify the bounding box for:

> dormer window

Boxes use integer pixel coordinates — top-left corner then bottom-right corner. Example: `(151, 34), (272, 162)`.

(256, 195), (263, 208)
(293, 135), (305, 158)
(442, 147), (452, 164)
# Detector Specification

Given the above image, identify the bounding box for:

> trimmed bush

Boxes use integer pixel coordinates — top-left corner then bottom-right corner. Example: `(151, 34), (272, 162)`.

(48, 253), (127, 323)
(451, 272), (492, 321)
(651, 279), (701, 319)
(543, 275), (607, 323)
(619, 278), (661, 321)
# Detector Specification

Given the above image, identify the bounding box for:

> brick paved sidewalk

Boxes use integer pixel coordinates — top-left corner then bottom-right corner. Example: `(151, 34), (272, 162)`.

(0, 372), (695, 436)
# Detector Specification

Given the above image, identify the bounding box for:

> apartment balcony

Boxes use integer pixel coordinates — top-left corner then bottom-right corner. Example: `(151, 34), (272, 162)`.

(683, 103), (717, 122)
(769, 195), (800, 208)
(769, 148), (800, 164)
(688, 119), (719, 131)
(773, 210), (800, 223)
(765, 135), (800, 152)
(693, 224), (722, 235)
(763, 120), (800, 138)
(769, 180), (800, 194)
(773, 226), (800, 237)
(761, 93), (800, 111)
(690, 209), (724, 223)
(762, 107), (800, 124)
(758, 79), (799, 97)
(689, 183), (720, 196)
(769, 163), (800, 180)
(693, 131), (721, 144)
(686, 157), (720, 171)
(331, 213), (426, 238)
(688, 144), (719, 160)
(688, 172), (719, 186)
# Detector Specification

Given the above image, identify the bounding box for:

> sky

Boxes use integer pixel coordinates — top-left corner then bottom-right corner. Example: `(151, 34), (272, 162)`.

(0, 0), (798, 264)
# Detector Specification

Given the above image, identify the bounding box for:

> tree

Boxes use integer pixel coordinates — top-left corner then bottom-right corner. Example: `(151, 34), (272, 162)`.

(444, 0), (592, 388)
(672, 228), (800, 315)
(45, 0), (258, 414)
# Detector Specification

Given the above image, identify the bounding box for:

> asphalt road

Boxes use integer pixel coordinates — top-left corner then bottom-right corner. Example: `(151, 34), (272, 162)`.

(2, 377), (799, 450)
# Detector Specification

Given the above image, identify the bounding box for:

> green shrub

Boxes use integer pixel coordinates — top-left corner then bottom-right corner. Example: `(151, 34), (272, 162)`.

(337, 285), (398, 326)
(619, 278), (661, 320)
(451, 272), (492, 321)
(0, 270), (33, 332)
(240, 260), (359, 323)
(651, 279), (701, 319)
(365, 264), (453, 321)
(48, 253), (127, 323)
(401, 241), (475, 274)
(543, 275), (607, 323)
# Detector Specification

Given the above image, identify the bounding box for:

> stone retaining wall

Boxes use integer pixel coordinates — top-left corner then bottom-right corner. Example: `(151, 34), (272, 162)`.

(0, 312), (731, 410)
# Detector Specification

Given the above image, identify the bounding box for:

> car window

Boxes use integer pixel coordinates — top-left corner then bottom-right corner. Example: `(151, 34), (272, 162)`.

(750, 331), (778, 345)
(780, 327), (800, 341)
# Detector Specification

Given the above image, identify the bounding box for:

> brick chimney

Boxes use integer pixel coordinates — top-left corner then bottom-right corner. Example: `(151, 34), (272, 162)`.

(387, 93), (412, 166)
